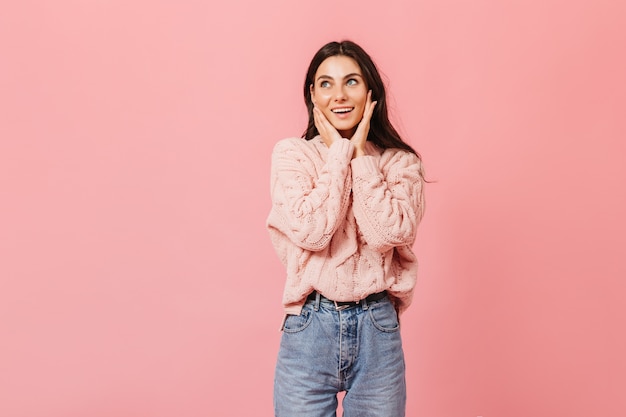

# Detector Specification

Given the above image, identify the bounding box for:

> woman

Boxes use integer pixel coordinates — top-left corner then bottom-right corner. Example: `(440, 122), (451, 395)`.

(267, 40), (425, 417)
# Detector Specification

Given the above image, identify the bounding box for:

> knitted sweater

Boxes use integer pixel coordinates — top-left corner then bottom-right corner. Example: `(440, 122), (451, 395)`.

(267, 136), (425, 315)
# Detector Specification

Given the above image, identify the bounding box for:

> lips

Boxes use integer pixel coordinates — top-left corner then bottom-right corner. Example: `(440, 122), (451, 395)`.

(331, 107), (354, 114)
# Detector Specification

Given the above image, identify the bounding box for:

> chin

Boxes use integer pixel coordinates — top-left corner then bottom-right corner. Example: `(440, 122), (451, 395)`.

(333, 122), (358, 134)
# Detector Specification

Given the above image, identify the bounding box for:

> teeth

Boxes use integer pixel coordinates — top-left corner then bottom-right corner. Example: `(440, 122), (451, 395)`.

(332, 108), (353, 113)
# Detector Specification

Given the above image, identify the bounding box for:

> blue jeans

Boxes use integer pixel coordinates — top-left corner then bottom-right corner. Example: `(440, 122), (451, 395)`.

(274, 292), (406, 417)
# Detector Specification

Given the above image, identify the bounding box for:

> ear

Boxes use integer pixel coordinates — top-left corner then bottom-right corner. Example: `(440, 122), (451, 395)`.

(309, 84), (315, 104)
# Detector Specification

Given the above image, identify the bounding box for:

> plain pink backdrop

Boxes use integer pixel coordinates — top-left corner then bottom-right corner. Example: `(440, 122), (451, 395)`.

(1, 1), (625, 416)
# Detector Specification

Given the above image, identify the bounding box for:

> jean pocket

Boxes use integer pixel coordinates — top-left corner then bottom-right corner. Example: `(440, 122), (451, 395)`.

(368, 300), (400, 332)
(282, 307), (313, 333)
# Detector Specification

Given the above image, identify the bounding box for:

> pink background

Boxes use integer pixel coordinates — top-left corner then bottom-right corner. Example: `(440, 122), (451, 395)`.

(1, 1), (625, 416)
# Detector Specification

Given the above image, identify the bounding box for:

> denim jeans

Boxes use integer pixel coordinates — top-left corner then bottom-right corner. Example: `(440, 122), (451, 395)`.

(274, 292), (406, 417)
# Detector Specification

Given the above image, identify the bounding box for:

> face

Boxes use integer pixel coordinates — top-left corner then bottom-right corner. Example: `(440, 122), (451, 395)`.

(310, 55), (368, 138)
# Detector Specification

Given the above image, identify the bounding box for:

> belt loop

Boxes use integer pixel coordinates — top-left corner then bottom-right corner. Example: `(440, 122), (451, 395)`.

(361, 296), (369, 311)
(334, 300), (349, 311)
(314, 291), (321, 311)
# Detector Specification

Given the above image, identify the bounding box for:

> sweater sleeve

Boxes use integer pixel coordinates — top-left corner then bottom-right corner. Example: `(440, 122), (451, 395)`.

(350, 150), (425, 253)
(267, 138), (354, 252)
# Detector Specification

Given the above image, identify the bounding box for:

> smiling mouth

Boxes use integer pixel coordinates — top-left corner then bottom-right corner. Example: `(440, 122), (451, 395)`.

(331, 107), (354, 114)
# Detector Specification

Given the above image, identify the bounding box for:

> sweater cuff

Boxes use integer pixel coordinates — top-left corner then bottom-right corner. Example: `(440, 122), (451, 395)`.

(328, 138), (355, 160)
(350, 155), (379, 175)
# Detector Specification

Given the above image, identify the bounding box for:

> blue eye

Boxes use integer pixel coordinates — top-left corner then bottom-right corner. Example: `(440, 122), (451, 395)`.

(320, 81), (330, 88)
(347, 79), (358, 86)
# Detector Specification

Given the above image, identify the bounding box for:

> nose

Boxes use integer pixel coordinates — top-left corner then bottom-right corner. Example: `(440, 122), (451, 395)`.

(333, 85), (347, 101)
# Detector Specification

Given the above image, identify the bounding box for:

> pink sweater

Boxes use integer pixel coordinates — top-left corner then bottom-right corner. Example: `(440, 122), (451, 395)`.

(267, 136), (425, 315)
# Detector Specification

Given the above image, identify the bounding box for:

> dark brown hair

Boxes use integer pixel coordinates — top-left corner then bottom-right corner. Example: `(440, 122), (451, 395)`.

(303, 40), (419, 156)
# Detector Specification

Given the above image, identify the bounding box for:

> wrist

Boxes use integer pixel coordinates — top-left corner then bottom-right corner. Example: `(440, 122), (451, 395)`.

(353, 147), (366, 158)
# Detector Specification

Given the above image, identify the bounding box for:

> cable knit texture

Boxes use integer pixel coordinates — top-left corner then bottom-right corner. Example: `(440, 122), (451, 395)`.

(267, 136), (425, 315)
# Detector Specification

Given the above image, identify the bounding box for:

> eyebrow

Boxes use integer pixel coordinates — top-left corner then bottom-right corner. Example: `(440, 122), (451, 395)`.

(316, 73), (363, 82)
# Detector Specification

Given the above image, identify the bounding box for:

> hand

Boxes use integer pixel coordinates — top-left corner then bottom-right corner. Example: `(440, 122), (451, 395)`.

(350, 90), (377, 158)
(313, 105), (342, 147)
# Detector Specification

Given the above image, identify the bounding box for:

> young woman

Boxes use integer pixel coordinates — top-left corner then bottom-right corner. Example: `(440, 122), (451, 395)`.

(267, 40), (425, 417)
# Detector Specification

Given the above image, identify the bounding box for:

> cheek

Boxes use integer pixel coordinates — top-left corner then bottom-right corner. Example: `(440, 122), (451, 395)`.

(313, 91), (332, 104)
(353, 104), (366, 121)
(352, 91), (368, 109)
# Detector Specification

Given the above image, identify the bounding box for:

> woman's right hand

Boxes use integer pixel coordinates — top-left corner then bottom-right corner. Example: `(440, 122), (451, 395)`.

(313, 106), (343, 147)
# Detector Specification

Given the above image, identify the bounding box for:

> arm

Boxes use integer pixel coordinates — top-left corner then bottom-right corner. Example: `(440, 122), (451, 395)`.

(350, 150), (425, 252)
(267, 138), (354, 251)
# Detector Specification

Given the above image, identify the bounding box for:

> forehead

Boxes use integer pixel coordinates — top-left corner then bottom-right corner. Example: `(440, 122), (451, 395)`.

(315, 55), (362, 78)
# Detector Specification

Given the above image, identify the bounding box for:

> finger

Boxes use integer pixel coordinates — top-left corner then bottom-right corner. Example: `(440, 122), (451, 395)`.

(316, 107), (331, 127)
(367, 100), (377, 120)
(316, 108), (335, 134)
(365, 90), (376, 116)
(314, 107), (337, 144)
(317, 108), (344, 142)
(314, 108), (327, 136)
(363, 91), (377, 121)
(351, 98), (376, 143)
(365, 90), (373, 112)
(313, 107), (325, 132)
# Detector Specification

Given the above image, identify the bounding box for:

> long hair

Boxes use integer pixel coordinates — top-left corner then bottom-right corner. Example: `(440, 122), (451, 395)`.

(302, 40), (419, 157)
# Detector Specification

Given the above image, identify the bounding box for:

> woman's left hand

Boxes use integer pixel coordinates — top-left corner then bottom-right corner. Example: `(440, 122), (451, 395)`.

(350, 90), (377, 158)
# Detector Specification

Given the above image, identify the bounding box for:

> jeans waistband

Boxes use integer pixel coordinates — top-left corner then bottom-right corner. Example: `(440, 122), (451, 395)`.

(307, 290), (387, 311)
